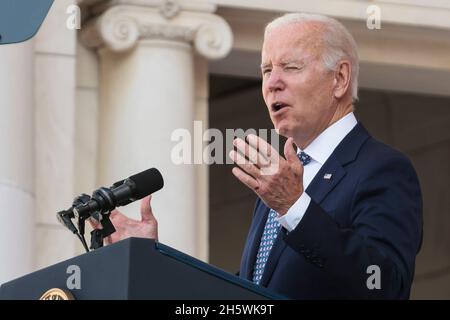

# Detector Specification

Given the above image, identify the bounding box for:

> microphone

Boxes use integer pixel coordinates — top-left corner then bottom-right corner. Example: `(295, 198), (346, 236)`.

(73, 168), (164, 219)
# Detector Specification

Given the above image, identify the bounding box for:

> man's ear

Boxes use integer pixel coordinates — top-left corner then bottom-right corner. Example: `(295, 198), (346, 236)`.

(333, 60), (352, 99)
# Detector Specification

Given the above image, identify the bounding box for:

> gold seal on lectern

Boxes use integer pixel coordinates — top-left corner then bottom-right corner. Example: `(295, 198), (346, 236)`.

(39, 288), (75, 300)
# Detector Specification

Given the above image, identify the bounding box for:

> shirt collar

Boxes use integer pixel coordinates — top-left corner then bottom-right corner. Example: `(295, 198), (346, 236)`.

(299, 112), (358, 165)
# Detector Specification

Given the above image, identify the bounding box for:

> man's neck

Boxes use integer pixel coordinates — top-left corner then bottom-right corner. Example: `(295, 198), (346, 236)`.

(327, 102), (354, 129)
(298, 102), (354, 150)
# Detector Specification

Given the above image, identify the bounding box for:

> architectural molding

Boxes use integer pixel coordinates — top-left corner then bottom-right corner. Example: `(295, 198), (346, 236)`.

(82, 0), (217, 15)
(80, 1), (233, 59)
(159, 0), (181, 19)
(210, 0), (450, 30)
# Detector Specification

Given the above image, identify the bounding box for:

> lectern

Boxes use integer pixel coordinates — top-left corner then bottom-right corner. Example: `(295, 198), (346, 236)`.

(0, 238), (282, 300)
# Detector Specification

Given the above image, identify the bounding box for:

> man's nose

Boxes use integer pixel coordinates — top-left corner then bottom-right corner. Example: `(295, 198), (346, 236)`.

(266, 70), (286, 92)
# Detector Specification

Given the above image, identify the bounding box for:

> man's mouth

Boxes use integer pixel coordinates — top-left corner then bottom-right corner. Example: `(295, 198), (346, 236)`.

(271, 102), (289, 113)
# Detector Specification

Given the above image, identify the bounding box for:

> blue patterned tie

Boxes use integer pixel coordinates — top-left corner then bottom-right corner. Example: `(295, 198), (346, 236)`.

(298, 151), (312, 166)
(252, 151), (312, 284)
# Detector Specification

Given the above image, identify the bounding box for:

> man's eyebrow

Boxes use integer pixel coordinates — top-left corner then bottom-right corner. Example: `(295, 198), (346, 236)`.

(280, 59), (308, 66)
(260, 59), (308, 69)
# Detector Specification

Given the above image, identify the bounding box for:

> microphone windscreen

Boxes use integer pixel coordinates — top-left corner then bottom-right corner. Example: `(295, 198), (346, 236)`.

(129, 168), (164, 199)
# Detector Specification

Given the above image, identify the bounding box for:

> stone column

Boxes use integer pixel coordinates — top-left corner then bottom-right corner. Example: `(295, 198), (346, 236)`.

(0, 41), (34, 283)
(80, 0), (232, 257)
(34, 0), (78, 270)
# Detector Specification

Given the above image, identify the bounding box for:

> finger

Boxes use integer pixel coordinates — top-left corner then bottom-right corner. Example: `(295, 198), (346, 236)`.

(233, 138), (254, 163)
(109, 209), (126, 225)
(140, 195), (155, 222)
(88, 217), (101, 229)
(233, 136), (270, 167)
(229, 149), (261, 179)
(242, 135), (271, 166)
(104, 235), (112, 245)
(246, 134), (278, 162)
(231, 166), (260, 191)
(246, 134), (271, 159)
(232, 139), (257, 166)
(110, 209), (119, 220)
(246, 140), (266, 167)
(284, 137), (299, 164)
(232, 138), (261, 167)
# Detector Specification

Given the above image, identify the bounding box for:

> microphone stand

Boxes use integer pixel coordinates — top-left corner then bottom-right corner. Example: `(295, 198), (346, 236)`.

(77, 225), (90, 253)
(84, 188), (117, 250)
(89, 210), (115, 250)
(58, 192), (119, 252)
(57, 208), (89, 253)
(72, 194), (92, 252)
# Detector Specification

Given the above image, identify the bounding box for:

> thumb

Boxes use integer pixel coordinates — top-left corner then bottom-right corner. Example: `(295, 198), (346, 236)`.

(284, 137), (298, 163)
(88, 217), (101, 230)
(140, 195), (156, 222)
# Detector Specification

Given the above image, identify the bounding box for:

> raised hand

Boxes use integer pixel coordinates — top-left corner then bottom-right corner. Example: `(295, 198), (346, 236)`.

(229, 134), (304, 215)
(89, 194), (158, 245)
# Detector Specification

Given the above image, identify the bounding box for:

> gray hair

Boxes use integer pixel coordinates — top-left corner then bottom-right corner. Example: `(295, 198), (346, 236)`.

(265, 13), (360, 101)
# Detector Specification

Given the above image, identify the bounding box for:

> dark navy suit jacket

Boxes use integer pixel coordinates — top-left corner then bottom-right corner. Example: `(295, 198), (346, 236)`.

(239, 123), (423, 299)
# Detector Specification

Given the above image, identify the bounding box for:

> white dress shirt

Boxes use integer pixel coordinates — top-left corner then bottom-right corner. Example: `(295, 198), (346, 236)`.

(276, 112), (358, 231)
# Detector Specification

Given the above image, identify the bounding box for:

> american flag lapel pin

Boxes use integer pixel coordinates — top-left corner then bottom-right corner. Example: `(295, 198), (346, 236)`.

(323, 173), (332, 180)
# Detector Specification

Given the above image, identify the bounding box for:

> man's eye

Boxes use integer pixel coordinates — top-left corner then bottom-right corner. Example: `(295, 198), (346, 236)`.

(262, 69), (272, 75)
(285, 66), (300, 71)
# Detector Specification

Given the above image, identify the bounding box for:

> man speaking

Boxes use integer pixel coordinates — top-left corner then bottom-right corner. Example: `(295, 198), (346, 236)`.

(92, 13), (423, 299)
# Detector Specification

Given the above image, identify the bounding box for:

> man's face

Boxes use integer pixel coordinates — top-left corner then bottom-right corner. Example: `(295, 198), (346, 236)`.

(261, 22), (337, 146)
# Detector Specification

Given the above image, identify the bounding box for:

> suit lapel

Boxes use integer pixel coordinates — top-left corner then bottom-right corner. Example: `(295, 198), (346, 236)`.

(305, 155), (346, 204)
